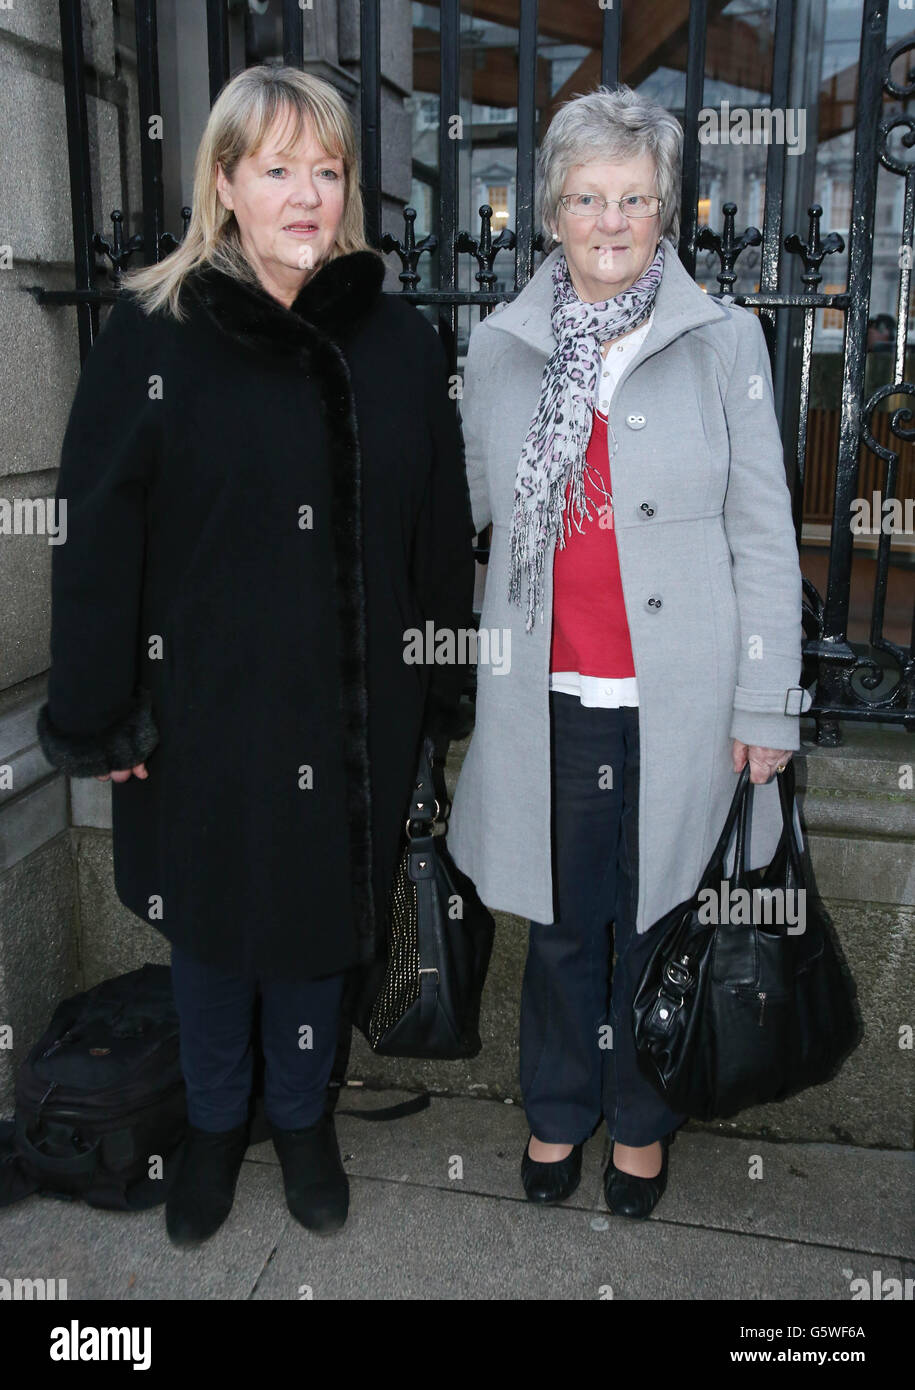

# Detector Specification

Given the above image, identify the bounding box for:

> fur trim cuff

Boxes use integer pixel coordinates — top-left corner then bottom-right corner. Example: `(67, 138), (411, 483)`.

(37, 688), (159, 777)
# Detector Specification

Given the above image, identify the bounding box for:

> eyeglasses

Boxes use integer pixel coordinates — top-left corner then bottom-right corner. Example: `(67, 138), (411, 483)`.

(558, 193), (663, 218)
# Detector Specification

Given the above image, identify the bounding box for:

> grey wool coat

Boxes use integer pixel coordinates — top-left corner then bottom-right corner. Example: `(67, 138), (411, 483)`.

(447, 238), (813, 932)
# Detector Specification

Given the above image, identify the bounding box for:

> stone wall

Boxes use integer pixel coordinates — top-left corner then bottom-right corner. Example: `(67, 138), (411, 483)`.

(0, 0), (131, 1118)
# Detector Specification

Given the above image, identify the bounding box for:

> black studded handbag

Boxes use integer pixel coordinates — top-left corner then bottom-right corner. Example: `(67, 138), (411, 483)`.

(632, 759), (861, 1121)
(352, 737), (495, 1058)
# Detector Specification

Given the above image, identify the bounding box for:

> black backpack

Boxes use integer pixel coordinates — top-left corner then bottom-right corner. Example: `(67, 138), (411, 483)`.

(0, 964), (187, 1210)
(0, 965), (434, 1213)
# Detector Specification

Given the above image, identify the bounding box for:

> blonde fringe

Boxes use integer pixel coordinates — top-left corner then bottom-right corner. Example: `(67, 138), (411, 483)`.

(120, 64), (376, 322)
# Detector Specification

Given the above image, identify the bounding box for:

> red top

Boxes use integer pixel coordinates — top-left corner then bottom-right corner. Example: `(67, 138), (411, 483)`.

(549, 406), (636, 678)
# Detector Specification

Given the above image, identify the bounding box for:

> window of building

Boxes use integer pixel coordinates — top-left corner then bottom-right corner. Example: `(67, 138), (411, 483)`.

(822, 285), (845, 333)
(487, 185), (509, 230)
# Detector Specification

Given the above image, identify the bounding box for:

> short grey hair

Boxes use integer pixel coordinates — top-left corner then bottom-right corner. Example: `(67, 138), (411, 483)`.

(537, 84), (683, 249)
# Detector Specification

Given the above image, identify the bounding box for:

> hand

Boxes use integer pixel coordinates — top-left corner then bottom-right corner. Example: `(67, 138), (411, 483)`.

(731, 741), (791, 785)
(96, 762), (148, 783)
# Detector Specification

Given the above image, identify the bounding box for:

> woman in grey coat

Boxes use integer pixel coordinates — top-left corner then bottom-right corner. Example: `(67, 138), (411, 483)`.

(448, 85), (812, 1217)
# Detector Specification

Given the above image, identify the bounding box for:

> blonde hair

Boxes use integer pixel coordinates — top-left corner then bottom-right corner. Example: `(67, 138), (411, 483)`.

(122, 64), (377, 320)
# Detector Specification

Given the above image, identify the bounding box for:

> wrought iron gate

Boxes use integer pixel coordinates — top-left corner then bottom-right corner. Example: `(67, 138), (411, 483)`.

(28, 0), (915, 744)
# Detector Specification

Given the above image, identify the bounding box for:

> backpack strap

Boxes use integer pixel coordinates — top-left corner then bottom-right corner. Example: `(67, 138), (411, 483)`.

(335, 1092), (432, 1121)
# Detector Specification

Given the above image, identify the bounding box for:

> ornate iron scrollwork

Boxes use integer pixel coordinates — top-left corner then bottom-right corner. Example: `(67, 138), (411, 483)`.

(94, 205), (191, 277)
(92, 210), (144, 278)
(785, 205), (845, 288)
(380, 206), (437, 291)
(159, 206), (192, 255)
(697, 202), (762, 294)
(457, 204), (516, 289)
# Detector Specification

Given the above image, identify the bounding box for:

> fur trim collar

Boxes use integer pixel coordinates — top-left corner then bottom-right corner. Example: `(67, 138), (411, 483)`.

(183, 248), (387, 353)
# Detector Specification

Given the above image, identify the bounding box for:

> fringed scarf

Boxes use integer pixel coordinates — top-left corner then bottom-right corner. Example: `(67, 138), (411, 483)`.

(508, 242), (664, 631)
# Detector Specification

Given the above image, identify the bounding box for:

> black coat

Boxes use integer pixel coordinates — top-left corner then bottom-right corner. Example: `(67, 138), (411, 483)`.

(37, 250), (476, 980)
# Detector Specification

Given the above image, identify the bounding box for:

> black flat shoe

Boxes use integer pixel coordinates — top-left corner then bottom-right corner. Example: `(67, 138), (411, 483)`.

(165, 1121), (249, 1247)
(521, 1136), (583, 1204)
(604, 1130), (675, 1220)
(271, 1116), (349, 1234)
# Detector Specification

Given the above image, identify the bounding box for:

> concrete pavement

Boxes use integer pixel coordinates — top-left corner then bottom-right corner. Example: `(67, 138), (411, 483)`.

(1, 1086), (912, 1301)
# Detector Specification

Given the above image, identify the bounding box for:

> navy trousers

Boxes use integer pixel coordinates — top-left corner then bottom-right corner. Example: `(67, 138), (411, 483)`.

(170, 941), (346, 1132)
(520, 691), (687, 1146)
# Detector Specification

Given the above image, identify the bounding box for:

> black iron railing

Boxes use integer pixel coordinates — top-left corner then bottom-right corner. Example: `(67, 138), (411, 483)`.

(25, 0), (915, 743)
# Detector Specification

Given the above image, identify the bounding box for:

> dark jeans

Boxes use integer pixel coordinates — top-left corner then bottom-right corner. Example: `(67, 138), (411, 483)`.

(170, 942), (346, 1132)
(520, 691), (687, 1146)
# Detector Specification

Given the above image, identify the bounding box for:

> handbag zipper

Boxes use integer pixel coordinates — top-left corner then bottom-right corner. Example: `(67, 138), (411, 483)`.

(736, 987), (785, 1023)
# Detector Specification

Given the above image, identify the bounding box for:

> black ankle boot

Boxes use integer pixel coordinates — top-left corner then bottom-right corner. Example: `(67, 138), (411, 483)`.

(521, 1136), (583, 1204)
(604, 1130), (676, 1220)
(165, 1121), (249, 1247)
(270, 1116), (349, 1234)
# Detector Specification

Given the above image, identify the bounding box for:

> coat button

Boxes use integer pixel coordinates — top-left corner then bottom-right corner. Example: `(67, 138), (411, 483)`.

(645, 594), (663, 612)
(626, 412), (647, 430)
(639, 500), (658, 518)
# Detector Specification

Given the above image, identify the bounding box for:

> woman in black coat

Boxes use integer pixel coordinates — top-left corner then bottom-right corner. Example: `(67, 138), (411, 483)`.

(36, 64), (475, 1244)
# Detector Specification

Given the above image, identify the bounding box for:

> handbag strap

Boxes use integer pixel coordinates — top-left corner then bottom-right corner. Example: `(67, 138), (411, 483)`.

(405, 737), (446, 1029)
(731, 757), (805, 890)
(406, 737), (441, 882)
(776, 757), (806, 886)
(698, 763), (751, 890)
(408, 737), (440, 829)
(731, 770), (751, 890)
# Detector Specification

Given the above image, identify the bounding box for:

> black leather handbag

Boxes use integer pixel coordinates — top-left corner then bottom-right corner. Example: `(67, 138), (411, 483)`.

(352, 738), (495, 1059)
(632, 759), (861, 1121)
